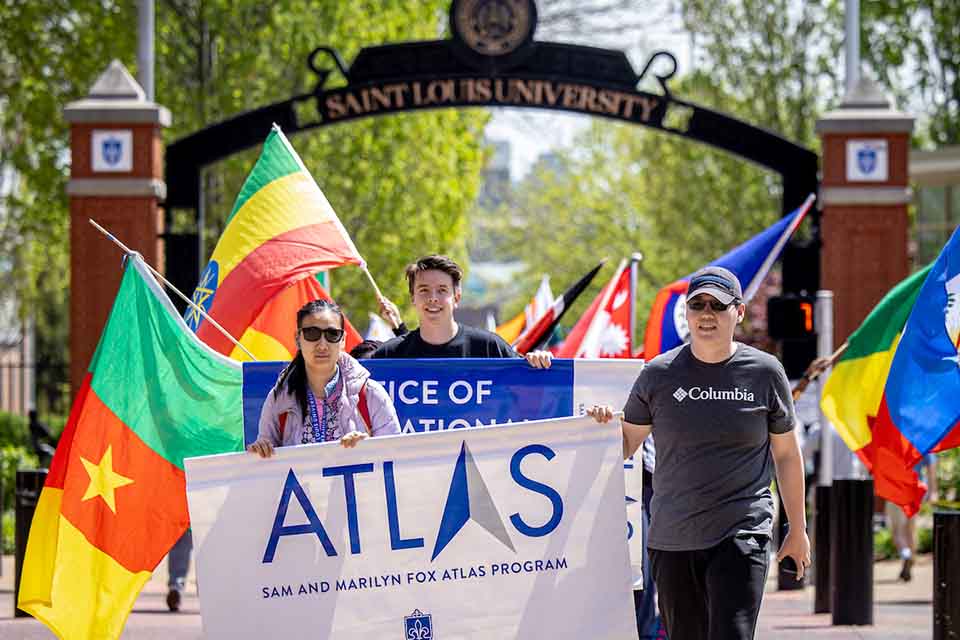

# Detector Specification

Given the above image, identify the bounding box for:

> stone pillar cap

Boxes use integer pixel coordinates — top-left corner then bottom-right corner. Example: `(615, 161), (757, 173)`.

(65, 60), (171, 126)
(815, 76), (913, 134)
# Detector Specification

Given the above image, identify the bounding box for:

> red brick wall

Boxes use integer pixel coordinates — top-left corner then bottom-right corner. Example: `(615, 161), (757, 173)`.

(69, 123), (164, 396)
(819, 126), (910, 348)
(820, 205), (909, 346)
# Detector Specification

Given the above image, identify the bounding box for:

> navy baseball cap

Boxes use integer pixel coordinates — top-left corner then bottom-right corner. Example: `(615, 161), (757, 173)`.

(687, 266), (743, 305)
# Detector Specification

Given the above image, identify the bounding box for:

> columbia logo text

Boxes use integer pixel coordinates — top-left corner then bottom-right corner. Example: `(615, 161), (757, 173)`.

(673, 386), (755, 402)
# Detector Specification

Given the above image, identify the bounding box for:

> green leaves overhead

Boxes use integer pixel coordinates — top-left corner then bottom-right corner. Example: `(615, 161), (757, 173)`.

(0, 0), (487, 349)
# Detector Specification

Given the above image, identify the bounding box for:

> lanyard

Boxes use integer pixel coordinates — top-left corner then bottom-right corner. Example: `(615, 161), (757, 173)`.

(305, 387), (329, 443)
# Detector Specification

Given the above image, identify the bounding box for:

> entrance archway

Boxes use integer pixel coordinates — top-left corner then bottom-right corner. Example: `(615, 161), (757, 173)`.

(164, 0), (819, 289)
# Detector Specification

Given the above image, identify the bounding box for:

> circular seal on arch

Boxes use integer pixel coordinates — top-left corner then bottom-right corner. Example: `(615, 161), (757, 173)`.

(450, 0), (537, 62)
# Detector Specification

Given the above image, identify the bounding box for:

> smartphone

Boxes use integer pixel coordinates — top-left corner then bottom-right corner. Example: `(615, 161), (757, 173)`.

(780, 556), (798, 575)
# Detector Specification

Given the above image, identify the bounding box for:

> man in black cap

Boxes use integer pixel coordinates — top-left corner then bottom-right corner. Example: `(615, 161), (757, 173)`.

(591, 265), (809, 640)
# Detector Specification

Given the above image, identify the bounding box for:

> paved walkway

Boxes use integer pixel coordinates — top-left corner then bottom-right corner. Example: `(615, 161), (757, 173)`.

(0, 553), (934, 638)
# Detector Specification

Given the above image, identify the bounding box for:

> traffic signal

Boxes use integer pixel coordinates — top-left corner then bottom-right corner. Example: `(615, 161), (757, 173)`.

(781, 240), (820, 295)
(767, 295), (816, 340)
(767, 295), (817, 379)
(774, 238), (821, 379)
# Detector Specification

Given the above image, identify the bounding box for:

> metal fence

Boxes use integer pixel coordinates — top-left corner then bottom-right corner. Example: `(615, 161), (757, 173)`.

(0, 360), (71, 419)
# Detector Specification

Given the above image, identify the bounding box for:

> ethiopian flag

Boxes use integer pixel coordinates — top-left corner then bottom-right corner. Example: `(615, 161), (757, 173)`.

(18, 254), (243, 639)
(820, 264), (931, 514)
(186, 125), (364, 358)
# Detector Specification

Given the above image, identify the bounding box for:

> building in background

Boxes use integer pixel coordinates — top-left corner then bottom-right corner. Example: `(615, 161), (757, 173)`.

(911, 146), (960, 266)
(477, 139), (512, 210)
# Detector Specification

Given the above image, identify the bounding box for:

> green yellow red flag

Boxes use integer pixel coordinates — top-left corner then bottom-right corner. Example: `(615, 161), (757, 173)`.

(18, 254), (243, 639)
(820, 266), (930, 452)
(185, 125), (364, 359)
(820, 265), (931, 513)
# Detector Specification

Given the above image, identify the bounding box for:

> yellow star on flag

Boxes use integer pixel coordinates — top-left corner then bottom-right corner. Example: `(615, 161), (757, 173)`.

(80, 445), (135, 513)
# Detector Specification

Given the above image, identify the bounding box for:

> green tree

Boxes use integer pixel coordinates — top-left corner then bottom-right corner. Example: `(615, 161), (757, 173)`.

(156, 0), (490, 324)
(0, 0), (488, 370)
(486, 74), (781, 344)
(681, 0), (844, 147)
(0, 0), (136, 411)
(476, 0), (848, 342)
(862, 0), (960, 146)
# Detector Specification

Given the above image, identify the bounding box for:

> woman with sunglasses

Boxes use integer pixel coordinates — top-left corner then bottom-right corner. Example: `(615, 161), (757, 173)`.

(589, 265), (809, 640)
(248, 299), (400, 457)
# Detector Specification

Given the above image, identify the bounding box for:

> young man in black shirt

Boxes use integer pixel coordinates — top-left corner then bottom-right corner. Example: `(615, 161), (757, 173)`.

(372, 255), (552, 367)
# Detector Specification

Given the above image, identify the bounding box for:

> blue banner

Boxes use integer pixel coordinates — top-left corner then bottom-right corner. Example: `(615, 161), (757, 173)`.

(243, 359), (575, 445)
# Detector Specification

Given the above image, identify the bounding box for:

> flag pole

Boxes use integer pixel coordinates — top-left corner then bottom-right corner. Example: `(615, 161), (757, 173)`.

(790, 342), (848, 401)
(361, 265), (400, 329)
(629, 252), (643, 358)
(88, 219), (257, 361)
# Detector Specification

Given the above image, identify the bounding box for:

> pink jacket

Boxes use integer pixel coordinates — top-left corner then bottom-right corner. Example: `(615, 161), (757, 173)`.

(257, 353), (400, 446)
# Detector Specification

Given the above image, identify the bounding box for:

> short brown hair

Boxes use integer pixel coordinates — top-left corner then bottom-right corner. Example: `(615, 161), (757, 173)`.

(405, 255), (463, 295)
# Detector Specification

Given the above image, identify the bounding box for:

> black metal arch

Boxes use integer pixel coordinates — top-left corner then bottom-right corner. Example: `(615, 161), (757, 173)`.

(165, 39), (819, 218)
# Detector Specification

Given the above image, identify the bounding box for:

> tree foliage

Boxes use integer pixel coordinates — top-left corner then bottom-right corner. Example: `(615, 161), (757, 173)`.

(482, 74), (780, 342)
(0, 0), (489, 367)
(0, 0), (137, 399)
(681, 0), (844, 146)
(472, 0), (845, 337)
(862, 0), (960, 146)
(157, 0), (489, 325)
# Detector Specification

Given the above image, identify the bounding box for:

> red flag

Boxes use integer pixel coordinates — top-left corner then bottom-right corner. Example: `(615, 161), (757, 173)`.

(556, 260), (632, 358)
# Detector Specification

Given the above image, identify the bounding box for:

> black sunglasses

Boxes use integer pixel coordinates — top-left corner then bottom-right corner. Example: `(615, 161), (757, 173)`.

(300, 326), (345, 343)
(687, 299), (739, 312)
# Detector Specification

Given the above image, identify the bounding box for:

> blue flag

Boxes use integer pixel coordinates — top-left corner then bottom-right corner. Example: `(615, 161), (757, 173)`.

(885, 225), (960, 454)
(643, 194), (815, 358)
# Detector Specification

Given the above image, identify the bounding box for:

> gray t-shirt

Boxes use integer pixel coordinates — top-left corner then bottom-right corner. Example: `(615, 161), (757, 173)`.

(623, 343), (796, 551)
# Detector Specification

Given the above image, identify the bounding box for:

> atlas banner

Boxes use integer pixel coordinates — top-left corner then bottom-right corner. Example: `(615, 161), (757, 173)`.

(242, 358), (643, 441)
(185, 415), (636, 639)
(243, 358), (646, 585)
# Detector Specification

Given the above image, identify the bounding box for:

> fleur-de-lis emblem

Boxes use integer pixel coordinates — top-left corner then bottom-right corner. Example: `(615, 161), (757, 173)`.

(408, 619), (431, 639)
(404, 610), (433, 639)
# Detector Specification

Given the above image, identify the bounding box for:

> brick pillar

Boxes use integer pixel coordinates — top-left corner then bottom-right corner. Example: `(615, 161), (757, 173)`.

(816, 78), (914, 349)
(64, 60), (170, 396)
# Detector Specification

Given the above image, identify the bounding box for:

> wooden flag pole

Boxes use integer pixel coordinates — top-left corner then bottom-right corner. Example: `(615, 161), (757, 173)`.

(361, 265), (400, 330)
(88, 219), (257, 361)
(790, 342), (848, 401)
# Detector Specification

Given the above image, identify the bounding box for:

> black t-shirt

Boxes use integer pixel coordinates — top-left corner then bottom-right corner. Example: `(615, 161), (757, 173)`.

(371, 324), (518, 359)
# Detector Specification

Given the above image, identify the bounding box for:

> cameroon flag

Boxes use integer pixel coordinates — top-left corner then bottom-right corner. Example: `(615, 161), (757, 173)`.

(18, 254), (244, 639)
(185, 125), (364, 359)
(820, 264), (930, 514)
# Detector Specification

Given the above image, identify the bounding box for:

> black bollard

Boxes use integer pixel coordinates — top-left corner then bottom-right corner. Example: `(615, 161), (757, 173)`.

(814, 484), (831, 613)
(14, 469), (47, 618)
(829, 478), (873, 625)
(934, 510), (960, 640)
(777, 493), (805, 590)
